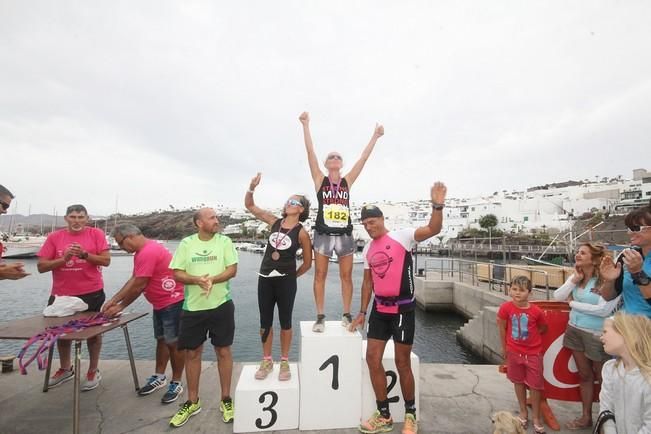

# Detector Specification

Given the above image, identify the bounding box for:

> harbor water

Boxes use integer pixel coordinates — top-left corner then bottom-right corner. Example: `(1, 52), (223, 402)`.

(0, 243), (483, 364)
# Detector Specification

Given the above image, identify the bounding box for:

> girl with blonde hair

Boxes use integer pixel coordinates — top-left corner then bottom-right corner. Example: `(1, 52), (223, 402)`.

(597, 313), (651, 433)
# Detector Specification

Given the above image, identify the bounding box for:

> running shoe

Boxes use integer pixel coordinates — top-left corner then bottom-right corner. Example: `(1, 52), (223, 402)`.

(312, 316), (325, 333)
(169, 399), (202, 427)
(161, 381), (184, 404)
(402, 413), (418, 434)
(255, 359), (273, 380)
(220, 398), (234, 423)
(278, 360), (291, 381)
(341, 313), (353, 328)
(81, 369), (102, 391)
(48, 368), (74, 388)
(359, 410), (393, 434)
(138, 374), (167, 396)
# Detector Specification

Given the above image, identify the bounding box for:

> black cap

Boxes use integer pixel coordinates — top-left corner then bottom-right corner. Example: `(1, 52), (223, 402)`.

(361, 204), (383, 220)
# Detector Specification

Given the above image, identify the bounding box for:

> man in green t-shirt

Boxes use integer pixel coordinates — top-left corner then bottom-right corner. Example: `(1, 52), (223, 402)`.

(168, 208), (238, 428)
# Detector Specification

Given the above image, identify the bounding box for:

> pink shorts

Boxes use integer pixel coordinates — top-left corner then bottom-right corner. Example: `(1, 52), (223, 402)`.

(506, 352), (544, 390)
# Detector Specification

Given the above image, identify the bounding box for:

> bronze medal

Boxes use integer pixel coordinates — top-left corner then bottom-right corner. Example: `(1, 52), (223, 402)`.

(271, 251), (280, 261)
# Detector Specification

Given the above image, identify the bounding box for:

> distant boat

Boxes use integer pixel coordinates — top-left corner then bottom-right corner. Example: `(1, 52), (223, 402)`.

(1, 234), (47, 259)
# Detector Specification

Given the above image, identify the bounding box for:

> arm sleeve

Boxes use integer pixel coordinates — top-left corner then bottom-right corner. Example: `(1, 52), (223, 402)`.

(393, 228), (417, 251)
(569, 296), (621, 317)
(37, 235), (56, 259)
(95, 229), (110, 252)
(362, 242), (371, 269)
(133, 247), (156, 278)
(639, 383), (651, 434)
(497, 303), (509, 320)
(169, 240), (188, 271)
(599, 361), (616, 415)
(553, 277), (576, 301)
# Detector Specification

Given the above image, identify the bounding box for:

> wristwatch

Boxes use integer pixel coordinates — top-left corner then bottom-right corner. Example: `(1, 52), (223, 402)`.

(632, 270), (651, 286)
(432, 203), (445, 210)
(79, 251), (89, 260)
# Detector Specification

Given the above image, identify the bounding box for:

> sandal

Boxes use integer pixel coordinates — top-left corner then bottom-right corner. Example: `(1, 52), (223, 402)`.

(566, 418), (592, 430)
(534, 423), (546, 434)
(517, 416), (528, 429)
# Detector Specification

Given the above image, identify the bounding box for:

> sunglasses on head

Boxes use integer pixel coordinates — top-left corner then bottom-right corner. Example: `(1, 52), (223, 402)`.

(0, 201), (10, 211)
(627, 225), (651, 233)
(286, 199), (303, 207)
(327, 154), (342, 161)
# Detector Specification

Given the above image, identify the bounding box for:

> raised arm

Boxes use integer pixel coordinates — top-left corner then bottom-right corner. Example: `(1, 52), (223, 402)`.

(344, 123), (384, 187)
(299, 111), (324, 190)
(245, 173), (279, 226)
(414, 182), (447, 242)
(296, 228), (313, 277)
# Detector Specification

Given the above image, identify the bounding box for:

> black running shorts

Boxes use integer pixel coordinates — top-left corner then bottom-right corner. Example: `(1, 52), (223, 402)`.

(177, 300), (235, 350)
(367, 309), (415, 345)
(47, 289), (106, 312)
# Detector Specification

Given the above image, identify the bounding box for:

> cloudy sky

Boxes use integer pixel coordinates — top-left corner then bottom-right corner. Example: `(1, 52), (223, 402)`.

(1, 1), (650, 216)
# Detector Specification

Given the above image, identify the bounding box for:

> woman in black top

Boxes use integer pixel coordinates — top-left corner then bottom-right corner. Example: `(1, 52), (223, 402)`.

(299, 111), (383, 332)
(245, 173), (312, 381)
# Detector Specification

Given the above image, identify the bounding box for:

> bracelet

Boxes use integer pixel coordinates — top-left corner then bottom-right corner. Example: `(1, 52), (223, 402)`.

(432, 203), (445, 210)
(247, 189), (255, 194)
(359, 311), (367, 315)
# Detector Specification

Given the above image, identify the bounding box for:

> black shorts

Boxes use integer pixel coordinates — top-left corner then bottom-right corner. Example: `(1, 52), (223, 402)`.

(47, 289), (106, 312)
(367, 309), (415, 345)
(258, 275), (297, 330)
(177, 300), (235, 350)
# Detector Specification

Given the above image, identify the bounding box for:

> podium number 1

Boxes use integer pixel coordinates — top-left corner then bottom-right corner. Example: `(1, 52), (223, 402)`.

(319, 355), (340, 390)
(255, 391), (278, 429)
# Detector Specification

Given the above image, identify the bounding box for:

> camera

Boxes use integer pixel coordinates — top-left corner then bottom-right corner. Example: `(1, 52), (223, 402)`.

(615, 245), (645, 264)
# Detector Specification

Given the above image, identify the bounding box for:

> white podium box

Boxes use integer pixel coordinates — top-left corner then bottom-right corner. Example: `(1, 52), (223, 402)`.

(361, 340), (420, 423)
(299, 321), (362, 430)
(234, 363), (300, 433)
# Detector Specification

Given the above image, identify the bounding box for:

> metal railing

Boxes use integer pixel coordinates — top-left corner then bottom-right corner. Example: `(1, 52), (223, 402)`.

(420, 257), (551, 300)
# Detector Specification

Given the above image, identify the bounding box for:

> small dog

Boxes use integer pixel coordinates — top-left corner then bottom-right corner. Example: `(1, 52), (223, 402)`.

(491, 411), (526, 434)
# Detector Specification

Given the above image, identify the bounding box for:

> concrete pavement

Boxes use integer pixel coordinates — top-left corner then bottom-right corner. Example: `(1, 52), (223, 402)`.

(0, 360), (595, 434)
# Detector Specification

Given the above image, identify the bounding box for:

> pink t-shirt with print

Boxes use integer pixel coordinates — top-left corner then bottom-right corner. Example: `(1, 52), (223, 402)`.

(134, 240), (184, 311)
(38, 227), (109, 296)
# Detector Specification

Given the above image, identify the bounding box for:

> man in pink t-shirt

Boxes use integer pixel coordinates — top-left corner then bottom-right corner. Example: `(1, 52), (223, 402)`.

(102, 224), (186, 404)
(349, 182), (447, 434)
(37, 204), (111, 391)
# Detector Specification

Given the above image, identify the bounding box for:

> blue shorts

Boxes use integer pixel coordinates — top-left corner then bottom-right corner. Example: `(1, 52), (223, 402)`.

(153, 300), (183, 344)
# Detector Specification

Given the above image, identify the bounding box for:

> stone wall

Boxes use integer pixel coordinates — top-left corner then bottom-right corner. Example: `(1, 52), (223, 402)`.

(415, 276), (508, 364)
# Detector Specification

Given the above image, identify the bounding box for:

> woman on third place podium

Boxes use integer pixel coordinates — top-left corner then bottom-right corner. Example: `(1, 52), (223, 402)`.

(299, 111), (384, 332)
(245, 173), (313, 381)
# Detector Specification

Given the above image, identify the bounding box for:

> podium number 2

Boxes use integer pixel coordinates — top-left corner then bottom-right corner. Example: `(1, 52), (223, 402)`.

(386, 370), (399, 403)
(319, 355), (340, 390)
(255, 391), (278, 429)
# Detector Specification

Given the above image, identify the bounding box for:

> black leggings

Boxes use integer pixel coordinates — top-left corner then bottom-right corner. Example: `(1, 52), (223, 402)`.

(258, 275), (297, 330)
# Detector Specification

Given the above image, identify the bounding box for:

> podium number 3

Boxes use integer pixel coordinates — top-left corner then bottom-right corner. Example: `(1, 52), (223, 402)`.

(255, 391), (278, 429)
(319, 355), (340, 390)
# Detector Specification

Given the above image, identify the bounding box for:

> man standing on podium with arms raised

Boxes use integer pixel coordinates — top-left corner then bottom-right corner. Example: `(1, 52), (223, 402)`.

(350, 182), (447, 434)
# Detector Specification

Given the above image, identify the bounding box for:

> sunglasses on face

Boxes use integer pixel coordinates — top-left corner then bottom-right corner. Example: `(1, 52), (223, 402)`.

(0, 201), (10, 211)
(286, 199), (303, 207)
(326, 154), (342, 161)
(627, 225), (651, 233)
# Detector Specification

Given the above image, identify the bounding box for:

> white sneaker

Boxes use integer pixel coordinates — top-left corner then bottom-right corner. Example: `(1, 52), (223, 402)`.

(312, 316), (325, 333)
(81, 369), (102, 391)
(341, 313), (353, 328)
